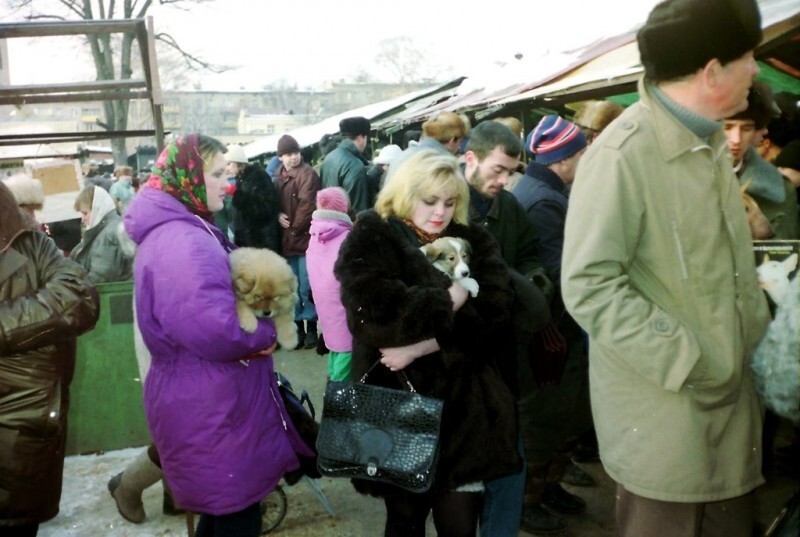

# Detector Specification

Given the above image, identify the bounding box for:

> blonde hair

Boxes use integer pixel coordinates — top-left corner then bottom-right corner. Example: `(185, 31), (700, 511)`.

(375, 149), (469, 225)
(495, 117), (523, 138)
(421, 112), (469, 144)
(114, 165), (133, 178)
(74, 185), (95, 212)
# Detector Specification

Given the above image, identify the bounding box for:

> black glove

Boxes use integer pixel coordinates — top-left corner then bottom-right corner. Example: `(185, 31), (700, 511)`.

(529, 268), (556, 305)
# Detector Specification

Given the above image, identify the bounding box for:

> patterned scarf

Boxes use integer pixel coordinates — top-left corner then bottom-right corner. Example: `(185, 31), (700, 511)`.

(145, 134), (213, 221)
(401, 218), (442, 245)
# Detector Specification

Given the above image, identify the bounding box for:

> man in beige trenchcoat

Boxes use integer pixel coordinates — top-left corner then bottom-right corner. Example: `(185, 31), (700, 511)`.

(561, 0), (771, 535)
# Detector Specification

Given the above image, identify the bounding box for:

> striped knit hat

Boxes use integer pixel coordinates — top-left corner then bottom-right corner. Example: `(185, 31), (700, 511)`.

(526, 115), (587, 165)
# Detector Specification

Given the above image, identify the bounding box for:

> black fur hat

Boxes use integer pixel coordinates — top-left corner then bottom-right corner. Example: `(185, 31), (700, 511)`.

(637, 0), (762, 82)
(339, 116), (371, 137)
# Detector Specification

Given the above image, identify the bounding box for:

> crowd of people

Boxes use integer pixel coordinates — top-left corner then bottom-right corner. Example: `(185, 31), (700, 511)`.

(2, 0), (800, 535)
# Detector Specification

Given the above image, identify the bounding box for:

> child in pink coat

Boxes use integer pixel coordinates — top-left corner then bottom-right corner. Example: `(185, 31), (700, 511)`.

(306, 187), (353, 380)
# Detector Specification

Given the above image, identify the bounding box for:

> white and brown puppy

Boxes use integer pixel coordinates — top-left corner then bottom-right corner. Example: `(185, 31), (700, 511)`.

(230, 247), (299, 349)
(420, 237), (479, 297)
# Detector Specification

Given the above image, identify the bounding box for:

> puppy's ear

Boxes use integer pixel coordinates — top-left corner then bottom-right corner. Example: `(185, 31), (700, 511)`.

(420, 243), (442, 262)
(234, 274), (254, 295)
(458, 238), (472, 260)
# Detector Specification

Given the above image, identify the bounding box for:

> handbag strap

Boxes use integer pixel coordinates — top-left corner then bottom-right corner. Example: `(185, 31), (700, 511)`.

(360, 359), (417, 393)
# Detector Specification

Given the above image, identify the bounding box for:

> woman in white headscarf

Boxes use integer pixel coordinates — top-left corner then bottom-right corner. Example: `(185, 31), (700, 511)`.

(70, 185), (133, 283)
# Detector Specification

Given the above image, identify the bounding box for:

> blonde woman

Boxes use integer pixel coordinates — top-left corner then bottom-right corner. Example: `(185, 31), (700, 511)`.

(334, 149), (520, 536)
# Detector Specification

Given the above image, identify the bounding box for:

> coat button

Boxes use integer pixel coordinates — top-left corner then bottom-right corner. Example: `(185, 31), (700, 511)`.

(622, 121), (634, 130)
(654, 319), (670, 333)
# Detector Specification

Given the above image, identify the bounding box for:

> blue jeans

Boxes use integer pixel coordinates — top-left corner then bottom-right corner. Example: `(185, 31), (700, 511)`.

(287, 255), (317, 322)
(479, 433), (526, 537)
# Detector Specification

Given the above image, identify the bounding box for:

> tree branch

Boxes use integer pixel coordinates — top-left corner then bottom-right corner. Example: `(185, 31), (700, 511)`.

(155, 32), (231, 74)
(56, 0), (87, 19)
(133, 0), (153, 18)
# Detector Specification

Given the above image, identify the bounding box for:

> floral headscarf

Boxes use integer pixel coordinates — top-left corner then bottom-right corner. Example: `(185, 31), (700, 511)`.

(145, 134), (213, 221)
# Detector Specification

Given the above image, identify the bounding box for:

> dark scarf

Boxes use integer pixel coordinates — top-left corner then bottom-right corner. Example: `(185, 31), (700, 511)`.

(145, 133), (214, 222)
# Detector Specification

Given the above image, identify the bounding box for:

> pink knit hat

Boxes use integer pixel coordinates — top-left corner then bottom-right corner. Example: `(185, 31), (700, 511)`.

(316, 187), (350, 213)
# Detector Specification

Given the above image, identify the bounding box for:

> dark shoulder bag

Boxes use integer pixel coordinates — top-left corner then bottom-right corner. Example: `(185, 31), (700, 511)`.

(316, 362), (444, 493)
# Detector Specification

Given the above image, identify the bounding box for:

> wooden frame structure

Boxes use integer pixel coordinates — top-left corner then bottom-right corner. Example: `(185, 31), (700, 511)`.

(0, 18), (165, 150)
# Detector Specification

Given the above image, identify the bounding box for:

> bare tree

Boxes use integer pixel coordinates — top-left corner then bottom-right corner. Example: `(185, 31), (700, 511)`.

(374, 37), (427, 84)
(8, 0), (228, 165)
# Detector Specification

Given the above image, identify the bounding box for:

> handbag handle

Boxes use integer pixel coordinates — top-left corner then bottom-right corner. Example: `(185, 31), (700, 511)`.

(360, 359), (417, 393)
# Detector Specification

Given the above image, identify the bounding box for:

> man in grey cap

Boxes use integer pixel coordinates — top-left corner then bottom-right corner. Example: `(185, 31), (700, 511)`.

(320, 116), (373, 213)
(561, 0), (770, 535)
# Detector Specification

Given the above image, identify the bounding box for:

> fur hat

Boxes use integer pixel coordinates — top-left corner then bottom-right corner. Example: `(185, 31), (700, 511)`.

(2, 172), (45, 209)
(316, 187), (350, 213)
(374, 144), (403, 166)
(637, 0), (762, 82)
(422, 112), (468, 143)
(277, 134), (301, 156)
(225, 144), (248, 164)
(526, 115), (588, 165)
(775, 140), (800, 171)
(573, 100), (625, 135)
(339, 116), (371, 137)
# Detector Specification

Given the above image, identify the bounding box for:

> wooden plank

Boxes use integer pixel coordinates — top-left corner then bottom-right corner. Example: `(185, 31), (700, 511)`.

(145, 17), (165, 151)
(0, 130), (159, 146)
(144, 17), (162, 105)
(0, 79), (147, 97)
(0, 90), (151, 105)
(152, 103), (165, 152)
(0, 19), (142, 38)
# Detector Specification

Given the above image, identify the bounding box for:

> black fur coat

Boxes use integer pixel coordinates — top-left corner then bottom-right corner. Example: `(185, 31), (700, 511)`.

(334, 210), (521, 495)
(232, 164), (281, 252)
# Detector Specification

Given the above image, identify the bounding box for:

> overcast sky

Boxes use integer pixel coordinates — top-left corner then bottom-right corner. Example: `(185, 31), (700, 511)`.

(2, 0), (662, 90)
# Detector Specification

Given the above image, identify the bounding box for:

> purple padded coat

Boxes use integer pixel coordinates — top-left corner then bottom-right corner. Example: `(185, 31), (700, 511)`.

(124, 188), (311, 515)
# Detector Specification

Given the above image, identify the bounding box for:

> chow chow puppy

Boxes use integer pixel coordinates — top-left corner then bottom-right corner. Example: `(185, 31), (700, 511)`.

(230, 247), (298, 349)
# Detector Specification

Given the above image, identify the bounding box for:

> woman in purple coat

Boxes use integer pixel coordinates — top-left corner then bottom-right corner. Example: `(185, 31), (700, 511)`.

(122, 134), (310, 536)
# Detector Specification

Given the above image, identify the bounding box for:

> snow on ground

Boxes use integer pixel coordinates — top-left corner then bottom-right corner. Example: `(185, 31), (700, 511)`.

(39, 446), (392, 537)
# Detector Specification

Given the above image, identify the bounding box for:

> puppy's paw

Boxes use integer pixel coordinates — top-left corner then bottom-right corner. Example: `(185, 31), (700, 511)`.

(459, 277), (480, 297)
(239, 314), (258, 333)
(237, 302), (259, 333)
(272, 316), (298, 350)
(278, 329), (297, 350)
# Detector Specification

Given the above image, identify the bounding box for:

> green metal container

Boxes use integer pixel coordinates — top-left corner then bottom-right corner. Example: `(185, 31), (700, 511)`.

(66, 280), (151, 455)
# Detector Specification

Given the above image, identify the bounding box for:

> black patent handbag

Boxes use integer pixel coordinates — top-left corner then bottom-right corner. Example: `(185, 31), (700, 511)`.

(316, 361), (444, 493)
